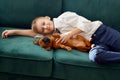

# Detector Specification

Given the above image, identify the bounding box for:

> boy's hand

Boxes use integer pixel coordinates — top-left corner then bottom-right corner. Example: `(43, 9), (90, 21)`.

(2, 30), (15, 38)
(56, 32), (72, 44)
(55, 28), (83, 44)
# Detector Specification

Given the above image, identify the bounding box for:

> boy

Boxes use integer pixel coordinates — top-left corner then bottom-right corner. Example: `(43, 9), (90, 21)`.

(2, 11), (120, 64)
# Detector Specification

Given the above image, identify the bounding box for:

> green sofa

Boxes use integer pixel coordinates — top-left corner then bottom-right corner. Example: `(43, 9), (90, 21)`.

(0, 0), (120, 80)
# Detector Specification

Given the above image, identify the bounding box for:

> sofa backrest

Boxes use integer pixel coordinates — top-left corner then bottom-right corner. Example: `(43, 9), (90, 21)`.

(0, 0), (120, 30)
(62, 0), (120, 30)
(0, 0), (62, 28)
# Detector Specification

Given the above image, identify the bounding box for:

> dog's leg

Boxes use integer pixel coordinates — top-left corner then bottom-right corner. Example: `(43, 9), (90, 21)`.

(77, 46), (90, 52)
(59, 44), (72, 51)
(84, 39), (91, 47)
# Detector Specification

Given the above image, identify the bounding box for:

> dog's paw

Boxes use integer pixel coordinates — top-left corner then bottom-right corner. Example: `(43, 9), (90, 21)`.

(66, 47), (72, 51)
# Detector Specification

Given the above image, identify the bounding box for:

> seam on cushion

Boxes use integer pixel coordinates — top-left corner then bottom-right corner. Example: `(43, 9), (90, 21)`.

(0, 55), (53, 61)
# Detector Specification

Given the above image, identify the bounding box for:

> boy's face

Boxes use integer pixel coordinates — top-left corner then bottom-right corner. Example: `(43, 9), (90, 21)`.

(36, 17), (54, 35)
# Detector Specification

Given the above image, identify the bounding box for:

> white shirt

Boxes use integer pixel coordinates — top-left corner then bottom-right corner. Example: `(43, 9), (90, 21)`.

(53, 11), (103, 40)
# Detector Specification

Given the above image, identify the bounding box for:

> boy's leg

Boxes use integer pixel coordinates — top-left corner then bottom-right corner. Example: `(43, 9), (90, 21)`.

(100, 26), (120, 51)
(89, 45), (120, 64)
(92, 24), (120, 51)
(89, 45), (109, 62)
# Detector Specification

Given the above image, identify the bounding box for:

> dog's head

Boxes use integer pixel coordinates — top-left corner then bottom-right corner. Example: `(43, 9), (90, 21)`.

(39, 36), (53, 50)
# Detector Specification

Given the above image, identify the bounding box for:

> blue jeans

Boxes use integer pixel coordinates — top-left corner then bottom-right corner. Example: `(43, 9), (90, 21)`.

(89, 24), (120, 64)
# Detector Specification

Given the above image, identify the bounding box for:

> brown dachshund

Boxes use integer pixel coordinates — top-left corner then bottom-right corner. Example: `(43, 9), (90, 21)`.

(33, 33), (91, 52)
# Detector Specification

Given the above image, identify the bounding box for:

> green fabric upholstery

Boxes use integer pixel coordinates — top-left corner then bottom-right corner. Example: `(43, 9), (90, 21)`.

(0, 27), (53, 77)
(0, 73), (62, 80)
(0, 27), (53, 61)
(53, 49), (120, 80)
(0, 0), (62, 28)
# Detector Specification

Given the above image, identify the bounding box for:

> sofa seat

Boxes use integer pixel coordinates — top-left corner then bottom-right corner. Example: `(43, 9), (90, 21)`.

(53, 49), (120, 80)
(0, 27), (53, 77)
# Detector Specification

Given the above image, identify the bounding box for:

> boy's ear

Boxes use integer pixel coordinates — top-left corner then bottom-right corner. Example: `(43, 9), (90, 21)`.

(45, 16), (51, 20)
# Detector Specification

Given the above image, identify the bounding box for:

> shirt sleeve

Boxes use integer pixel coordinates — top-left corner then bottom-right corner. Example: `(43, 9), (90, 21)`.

(59, 11), (91, 32)
(34, 34), (44, 38)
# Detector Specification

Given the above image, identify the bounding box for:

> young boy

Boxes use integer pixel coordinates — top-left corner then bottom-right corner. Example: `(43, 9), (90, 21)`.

(1, 16), (54, 38)
(2, 11), (120, 64)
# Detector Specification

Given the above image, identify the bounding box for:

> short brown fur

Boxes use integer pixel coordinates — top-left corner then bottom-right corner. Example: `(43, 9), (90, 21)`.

(33, 33), (91, 52)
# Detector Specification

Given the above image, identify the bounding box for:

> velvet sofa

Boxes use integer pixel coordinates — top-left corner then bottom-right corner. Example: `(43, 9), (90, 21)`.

(0, 0), (120, 80)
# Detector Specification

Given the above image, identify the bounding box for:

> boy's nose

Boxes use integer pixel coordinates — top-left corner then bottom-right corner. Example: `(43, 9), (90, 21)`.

(43, 24), (49, 29)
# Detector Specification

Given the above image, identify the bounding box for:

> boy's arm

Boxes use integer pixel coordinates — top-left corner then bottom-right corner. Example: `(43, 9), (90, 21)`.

(2, 29), (37, 38)
(13, 29), (37, 37)
(56, 28), (83, 43)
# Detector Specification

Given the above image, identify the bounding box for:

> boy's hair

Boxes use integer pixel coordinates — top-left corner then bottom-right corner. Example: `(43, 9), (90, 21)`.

(31, 16), (43, 34)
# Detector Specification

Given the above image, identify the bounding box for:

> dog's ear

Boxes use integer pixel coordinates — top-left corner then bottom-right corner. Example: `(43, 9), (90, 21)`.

(42, 37), (51, 44)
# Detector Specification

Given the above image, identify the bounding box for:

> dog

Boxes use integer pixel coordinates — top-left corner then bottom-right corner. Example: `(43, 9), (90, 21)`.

(33, 33), (91, 52)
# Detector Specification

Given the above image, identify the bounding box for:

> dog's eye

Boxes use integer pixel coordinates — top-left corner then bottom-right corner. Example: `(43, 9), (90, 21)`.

(42, 37), (50, 44)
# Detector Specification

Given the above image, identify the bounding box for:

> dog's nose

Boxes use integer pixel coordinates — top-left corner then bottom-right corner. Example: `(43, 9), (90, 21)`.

(42, 37), (50, 44)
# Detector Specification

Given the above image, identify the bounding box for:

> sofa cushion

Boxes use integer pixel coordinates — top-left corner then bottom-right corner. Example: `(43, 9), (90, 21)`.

(53, 49), (120, 80)
(0, 27), (53, 77)
(54, 49), (120, 68)
(0, 0), (62, 28)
